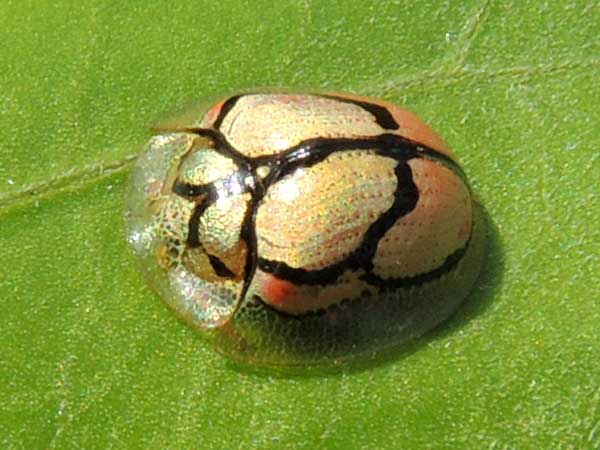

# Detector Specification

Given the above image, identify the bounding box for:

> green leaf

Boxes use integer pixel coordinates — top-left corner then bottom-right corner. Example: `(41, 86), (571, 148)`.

(1, 1), (598, 448)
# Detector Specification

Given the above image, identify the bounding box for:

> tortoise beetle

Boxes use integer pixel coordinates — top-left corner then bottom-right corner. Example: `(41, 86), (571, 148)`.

(124, 92), (485, 366)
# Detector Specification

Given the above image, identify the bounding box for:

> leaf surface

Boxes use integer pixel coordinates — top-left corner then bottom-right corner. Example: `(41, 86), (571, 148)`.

(1, 1), (598, 448)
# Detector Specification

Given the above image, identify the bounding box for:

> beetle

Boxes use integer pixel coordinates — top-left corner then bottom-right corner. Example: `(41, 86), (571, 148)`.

(124, 92), (485, 366)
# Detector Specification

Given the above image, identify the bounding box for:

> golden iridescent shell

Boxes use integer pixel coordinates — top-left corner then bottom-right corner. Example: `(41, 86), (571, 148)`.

(124, 92), (485, 366)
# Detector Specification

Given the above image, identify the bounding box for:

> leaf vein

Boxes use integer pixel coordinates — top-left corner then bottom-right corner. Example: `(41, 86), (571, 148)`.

(442, 0), (493, 70)
(0, 152), (138, 213)
(371, 58), (600, 95)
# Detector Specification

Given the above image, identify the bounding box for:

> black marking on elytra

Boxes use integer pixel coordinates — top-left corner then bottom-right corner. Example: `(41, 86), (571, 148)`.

(178, 129), (463, 187)
(236, 178), (263, 316)
(417, 147), (468, 184)
(171, 129), (258, 201)
(186, 197), (213, 248)
(213, 95), (244, 129)
(155, 126), (248, 177)
(208, 254), (235, 278)
(257, 160), (419, 286)
(168, 127), (262, 316)
(185, 190), (238, 279)
(376, 134), (467, 183)
(353, 161), (419, 270)
(173, 127), (251, 170)
(169, 124), (470, 321)
(360, 240), (469, 290)
(252, 238), (470, 319)
(172, 180), (212, 198)
(255, 135), (414, 189)
(253, 133), (466, 187)
(258, 257), (344, 286)
(321, 94), (399, 130)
